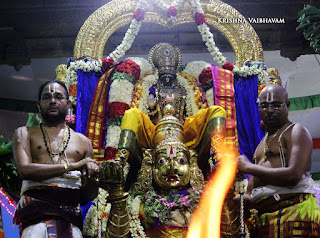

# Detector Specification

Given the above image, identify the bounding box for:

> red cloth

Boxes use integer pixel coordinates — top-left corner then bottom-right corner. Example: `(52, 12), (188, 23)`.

(313, 138), (320, 149)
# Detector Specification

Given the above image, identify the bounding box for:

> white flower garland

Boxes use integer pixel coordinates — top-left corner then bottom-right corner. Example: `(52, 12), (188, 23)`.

(128, 196), (148, 238)
(177, 73), (199, 116)
(65, 59), (102, 104)
(126, 57), (153, 78)
(136, 0), (148, 9)
(109, 19), (141, 62)
(83, 188), (111, 237)
(105, 126), (122, 148)
(189, 0), (203, 14)
(108, 79), (134, 104)
(153, 0), (185, 24)
(105, 69), (135, 162)
(108, 0), (148, 63)
(206, 89), (214, 107)
(233, 178), (248, 194)
(198, 24), (227, 66)
(188, 0), (268, 78)
(189, 0), (227, 67)
(123, 162), (131, 181)
(153, 0), (184, 13)
(232, 64), (270, 83)
(183, 61), (211, 79)
(257, 69), (269, 85)
(138, 73), (159, 114)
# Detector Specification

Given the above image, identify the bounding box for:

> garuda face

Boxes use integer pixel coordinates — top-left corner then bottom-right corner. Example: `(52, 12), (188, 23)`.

(153, 145), (191, 191)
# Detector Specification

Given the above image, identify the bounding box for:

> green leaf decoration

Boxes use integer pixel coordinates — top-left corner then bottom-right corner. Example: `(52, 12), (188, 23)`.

(26, 113), (41, 127)
(0, 137), (5, 146)
(0, 113), (39, 199)
(297, 5), (320, 53)
(0, 136), (12, 156)
(3, 141), (12, 151)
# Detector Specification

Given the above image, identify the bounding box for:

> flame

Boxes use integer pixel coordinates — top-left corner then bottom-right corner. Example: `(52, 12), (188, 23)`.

(187, 141), (237, 238)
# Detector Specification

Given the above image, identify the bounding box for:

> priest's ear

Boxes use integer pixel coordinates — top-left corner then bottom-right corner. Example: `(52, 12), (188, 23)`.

(36, 102), (41, 113)
(286, 100), (290, 110)
(67, 99), (72, 109)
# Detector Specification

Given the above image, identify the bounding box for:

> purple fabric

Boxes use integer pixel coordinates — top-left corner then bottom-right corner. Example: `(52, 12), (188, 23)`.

(314, 187), (320, 208)
(75, 70), (102, 135)
(234, 74), (265, 161)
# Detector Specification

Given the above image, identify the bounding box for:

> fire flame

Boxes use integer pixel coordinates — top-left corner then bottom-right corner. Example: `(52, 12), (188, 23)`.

(187, 141), (237, 238)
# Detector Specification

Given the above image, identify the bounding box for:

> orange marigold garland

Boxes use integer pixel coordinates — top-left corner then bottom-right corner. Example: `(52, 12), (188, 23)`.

(131, 83), (143, 108)
(69, 84), (77, 97)
(178, 72), (208, 110)
(258, 84), (266, 95)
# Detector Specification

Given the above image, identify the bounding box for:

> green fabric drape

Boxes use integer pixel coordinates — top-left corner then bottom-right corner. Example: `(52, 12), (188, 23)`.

(289, 94), (320, 111)
(312, 171), (320, 181)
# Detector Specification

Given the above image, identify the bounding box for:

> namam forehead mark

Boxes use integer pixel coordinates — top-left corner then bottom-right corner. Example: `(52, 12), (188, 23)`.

(48, 83), (56, 93)
(43, 83), (64, 97)
(266, 92), (274, 102)
(258, 85), (288, 103)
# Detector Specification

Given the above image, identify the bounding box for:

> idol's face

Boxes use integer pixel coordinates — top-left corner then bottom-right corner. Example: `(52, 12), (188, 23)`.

(153, 149), (191, 191)
(38, 83), (70, 124)
(160, 74), (176, 87)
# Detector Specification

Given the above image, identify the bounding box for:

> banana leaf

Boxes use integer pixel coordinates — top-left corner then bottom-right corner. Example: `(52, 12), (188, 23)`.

(0, 113), (41, 200)
(297, 4), (320, 53)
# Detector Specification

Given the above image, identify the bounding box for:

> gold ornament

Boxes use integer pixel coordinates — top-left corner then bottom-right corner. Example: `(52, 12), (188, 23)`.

(73, 0), (264, 67)
(148, 42), (183, 76)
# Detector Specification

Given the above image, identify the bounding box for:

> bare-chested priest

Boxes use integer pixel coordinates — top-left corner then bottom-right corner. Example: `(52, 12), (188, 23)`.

(237, 84), (320, 237)
(13, 80), (99, 238)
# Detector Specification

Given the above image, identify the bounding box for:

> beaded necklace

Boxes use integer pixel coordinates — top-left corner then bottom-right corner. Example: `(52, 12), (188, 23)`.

(40, 123), (71, 164)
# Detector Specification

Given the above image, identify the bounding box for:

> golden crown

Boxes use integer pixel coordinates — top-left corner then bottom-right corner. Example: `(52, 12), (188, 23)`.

(148, 42), (183, 77)
(153, 114), (189, 159)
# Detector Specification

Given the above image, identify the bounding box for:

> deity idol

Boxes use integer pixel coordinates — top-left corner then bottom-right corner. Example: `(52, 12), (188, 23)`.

(116, 43), (227, 181)
(89, 43), (242, 237)
(100, 112), (205, 237)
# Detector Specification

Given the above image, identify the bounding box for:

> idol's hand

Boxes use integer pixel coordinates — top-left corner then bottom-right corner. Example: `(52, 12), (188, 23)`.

(100, 159), (125, 200)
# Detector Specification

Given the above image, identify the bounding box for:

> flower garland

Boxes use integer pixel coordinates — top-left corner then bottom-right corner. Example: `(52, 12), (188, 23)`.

(206, 89), (214, 107)
(83, 188), (111, 237)
(138, 73), (159, 114)
(132, 83), (143, 108)
(108, 19), (141, 62)
(126, 57), (153, 108)
(128, 196), (147, 238)
(128, 187), (202, 237)
(187, 0), (271, 80)
(67, 0), (271, 108)
(233, 178), (248, 194)
(183, 61), (211, 80)
(177, 73), (200, 116)
(189, 0), (227, 67)
(179, 72), (208, 110)
(65, 114), (76, 125)
(153, 0), (184, 13)
(153, 0), (185, 24)
(126, 57), (153, 79)
(183, 61), (214, 107)
(105, 60), (140, 160)
(64, 59), (102, 104)
(107, 0), (146, 62)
